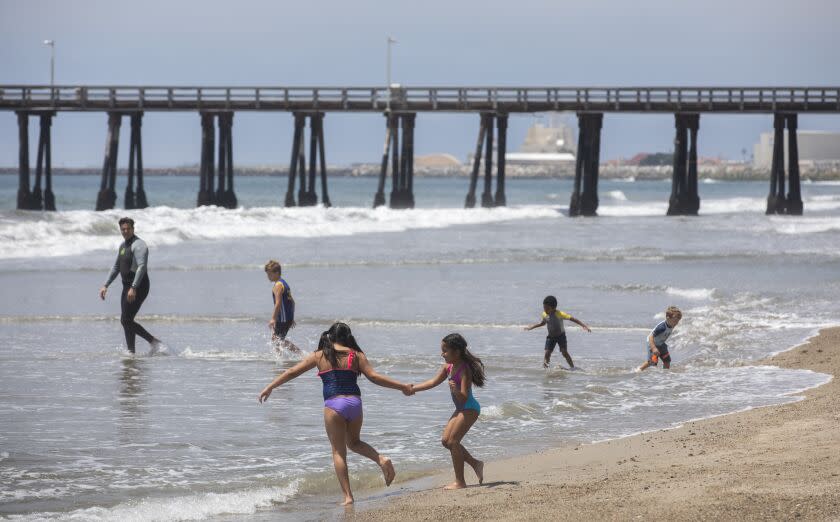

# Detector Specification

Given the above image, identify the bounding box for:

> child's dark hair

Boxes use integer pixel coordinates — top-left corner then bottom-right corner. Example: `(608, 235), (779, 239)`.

(442, 333), (485, 388)
(318, 322), (364, 368)
(118, 217), (134, 227)
(543, 295), (557, 308)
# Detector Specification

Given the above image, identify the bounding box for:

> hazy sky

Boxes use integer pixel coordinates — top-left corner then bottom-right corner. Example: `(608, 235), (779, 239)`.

(1, 0), (839, 167)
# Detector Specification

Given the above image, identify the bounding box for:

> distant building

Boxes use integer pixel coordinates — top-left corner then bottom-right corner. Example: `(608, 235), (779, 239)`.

(506, 115), (577, 166)
(753, 130), (840, 169)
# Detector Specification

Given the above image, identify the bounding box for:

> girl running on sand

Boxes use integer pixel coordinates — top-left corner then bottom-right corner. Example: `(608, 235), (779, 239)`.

(258, 322), (412, 505)
(410, 333), (485, 490)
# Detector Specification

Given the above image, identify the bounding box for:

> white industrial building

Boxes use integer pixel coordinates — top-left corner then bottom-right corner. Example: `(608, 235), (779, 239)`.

(753, 130), (840, 169)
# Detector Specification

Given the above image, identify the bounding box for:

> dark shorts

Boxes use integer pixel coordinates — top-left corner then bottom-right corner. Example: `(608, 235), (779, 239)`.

(273, 321), (293, 339)
(648, 345), (671, 365)
(545, 333), (568, 353)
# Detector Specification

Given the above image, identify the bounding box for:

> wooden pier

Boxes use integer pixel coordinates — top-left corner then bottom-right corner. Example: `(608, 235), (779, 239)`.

(2, 84), (839, 214)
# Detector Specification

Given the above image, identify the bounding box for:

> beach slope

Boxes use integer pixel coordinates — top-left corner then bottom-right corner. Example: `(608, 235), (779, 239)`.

(352, 327), (840, 521)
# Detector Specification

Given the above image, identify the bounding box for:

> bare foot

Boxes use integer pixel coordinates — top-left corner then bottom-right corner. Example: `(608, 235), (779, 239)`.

(340, 497), (354, 506)
(444, 481), (466, 490)
(471, 460), (484, 485)
(379, 457), (396, 486)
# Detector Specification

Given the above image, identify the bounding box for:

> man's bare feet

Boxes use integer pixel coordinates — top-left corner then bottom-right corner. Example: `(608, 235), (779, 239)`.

(379, 457), (396, 486)
(471, 460), (484, 484)
(340, 496), (354, 506)
(443, 481), (467, 490)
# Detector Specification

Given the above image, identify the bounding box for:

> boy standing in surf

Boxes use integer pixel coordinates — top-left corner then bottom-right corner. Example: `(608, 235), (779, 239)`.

(523, 295), (591, 369)
(264, 260), (301, 353)
(637, 306), (682, 371)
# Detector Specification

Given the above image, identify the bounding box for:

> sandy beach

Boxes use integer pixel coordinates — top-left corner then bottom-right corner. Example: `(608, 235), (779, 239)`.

(351, 327), (840, 521)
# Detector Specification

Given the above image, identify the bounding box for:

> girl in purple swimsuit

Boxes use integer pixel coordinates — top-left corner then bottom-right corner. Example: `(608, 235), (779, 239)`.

(258, 322), (412, 506)
(411, 333), (486, 490)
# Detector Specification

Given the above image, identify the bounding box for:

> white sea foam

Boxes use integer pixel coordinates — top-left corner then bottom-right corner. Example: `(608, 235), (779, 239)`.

(597, 201), (668, 216)
(597, 194), (840, 217)
(0, 205), (559, 260)
(605, 190), (628, 201)
(665, 287), (715, 300)
(7, 483), (299, 522)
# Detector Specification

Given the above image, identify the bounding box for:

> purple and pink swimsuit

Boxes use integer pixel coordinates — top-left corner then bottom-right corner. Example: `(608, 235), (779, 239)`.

(318, 351), (363, 422)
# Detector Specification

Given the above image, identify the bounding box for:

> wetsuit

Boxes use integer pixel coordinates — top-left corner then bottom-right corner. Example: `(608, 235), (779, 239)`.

(104, 235), (156, 353)
(646, 320), (674, 365)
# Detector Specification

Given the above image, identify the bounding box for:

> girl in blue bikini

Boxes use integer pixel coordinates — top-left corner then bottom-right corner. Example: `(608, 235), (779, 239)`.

(411, 333), (486, 490)
(258, 322), (412, 506)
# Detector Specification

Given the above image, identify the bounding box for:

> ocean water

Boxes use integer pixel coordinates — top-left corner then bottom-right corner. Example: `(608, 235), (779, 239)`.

(1, 174), (839, 520)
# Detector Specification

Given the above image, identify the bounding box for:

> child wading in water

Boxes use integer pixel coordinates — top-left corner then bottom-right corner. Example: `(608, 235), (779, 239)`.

(264, 260), (301, 353)
(411, 333), (485, 490)
(524, 295), (591, 369)
(637, 306), (682, 371)
(258, 322), (412, 505)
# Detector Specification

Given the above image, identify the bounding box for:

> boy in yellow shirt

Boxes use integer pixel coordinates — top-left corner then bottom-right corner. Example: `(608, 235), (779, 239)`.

(524, 295), (591, 368)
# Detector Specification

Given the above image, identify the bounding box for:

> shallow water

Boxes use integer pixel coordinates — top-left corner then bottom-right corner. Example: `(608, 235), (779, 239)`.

(1, 174), (838, 520)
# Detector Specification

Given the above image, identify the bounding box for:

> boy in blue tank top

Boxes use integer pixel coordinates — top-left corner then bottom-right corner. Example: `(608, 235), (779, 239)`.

(264, 260), (301, 353)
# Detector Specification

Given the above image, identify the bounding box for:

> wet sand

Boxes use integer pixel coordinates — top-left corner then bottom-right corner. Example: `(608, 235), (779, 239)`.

(350, 327), (840, 521)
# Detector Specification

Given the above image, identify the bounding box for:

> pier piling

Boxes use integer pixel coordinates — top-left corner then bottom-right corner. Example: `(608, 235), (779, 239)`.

(133, 114), (148, 209)
(569, 112), (602, 216)
(667, 113), (700, 215)
(124, 113), (147, 209)
(481, 112), (495, 208)
(16, 112), (31, 210)
(197, 112), (215, 207)
(373, 113), (393, 208)
(786, 114), (803, 215)
(42, 113), (55, 210)
(315, 113), (331, 207)
(96, 112), (122, 211)
(766, 113), (803, 215)
(464, 113), (488, 208)
(285, 113), (329, 207)
(494, 114), (508, 207)
(374, 112), (416, 209)
(212, 113), (237, 209)
(16, 111), (56, 211)
(285, 113), (304, 206)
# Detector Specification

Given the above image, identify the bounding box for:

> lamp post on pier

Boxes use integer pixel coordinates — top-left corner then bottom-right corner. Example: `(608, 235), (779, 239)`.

(43, 39), (55, 93)
(386, 36), (397, 111)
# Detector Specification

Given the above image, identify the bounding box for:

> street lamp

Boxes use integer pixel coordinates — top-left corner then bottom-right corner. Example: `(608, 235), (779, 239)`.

(386, 36), (397, 110)
(43, 39), (55, 90)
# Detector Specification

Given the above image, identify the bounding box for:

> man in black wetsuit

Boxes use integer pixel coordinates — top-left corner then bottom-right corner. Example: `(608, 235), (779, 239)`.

(99, 217), (161, 354)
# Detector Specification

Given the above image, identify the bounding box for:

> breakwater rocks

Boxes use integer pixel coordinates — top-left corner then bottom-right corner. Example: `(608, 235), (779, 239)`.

(2, 163), (840, 180)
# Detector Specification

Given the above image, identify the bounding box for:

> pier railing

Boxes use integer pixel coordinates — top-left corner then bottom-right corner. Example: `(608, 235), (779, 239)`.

(2, 85), (839, 113)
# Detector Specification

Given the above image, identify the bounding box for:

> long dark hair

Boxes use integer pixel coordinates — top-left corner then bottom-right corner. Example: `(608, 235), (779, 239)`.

(442, 333), (485, 388)
(317, 322), (364, 368)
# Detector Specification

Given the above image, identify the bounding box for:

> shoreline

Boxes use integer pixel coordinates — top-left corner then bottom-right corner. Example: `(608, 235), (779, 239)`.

(348, 326), (840, 521)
